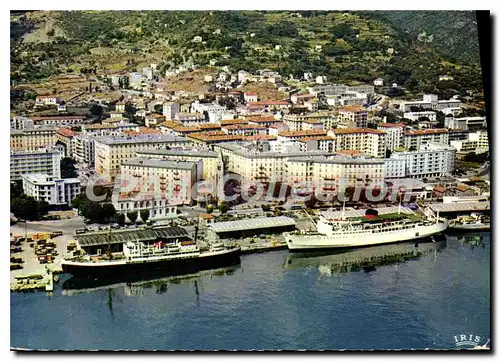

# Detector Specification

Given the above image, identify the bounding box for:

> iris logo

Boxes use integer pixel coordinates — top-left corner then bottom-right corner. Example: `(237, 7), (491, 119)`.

(453, 334), (489, 349)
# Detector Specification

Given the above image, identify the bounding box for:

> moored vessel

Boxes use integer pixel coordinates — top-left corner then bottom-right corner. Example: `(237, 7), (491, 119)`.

(62, 237), (241, 279)
(448, 213), (490, 231)
(284, 207), (448, 251)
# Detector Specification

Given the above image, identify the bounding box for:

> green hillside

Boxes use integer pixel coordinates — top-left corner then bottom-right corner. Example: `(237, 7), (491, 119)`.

(10, 10), (484, 98)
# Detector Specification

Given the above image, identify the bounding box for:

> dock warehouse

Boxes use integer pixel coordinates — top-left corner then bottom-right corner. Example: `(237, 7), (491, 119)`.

(207, 216), (296, 241)
(428, 201), (490, 218)
(74, 226), (190, 255)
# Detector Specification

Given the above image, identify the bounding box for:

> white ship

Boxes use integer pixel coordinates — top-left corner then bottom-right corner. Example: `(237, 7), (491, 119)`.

(284, 207), (448, 251)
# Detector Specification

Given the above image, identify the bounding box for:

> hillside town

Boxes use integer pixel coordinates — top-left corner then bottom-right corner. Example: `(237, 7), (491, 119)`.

(10, 63), (490, 287)
(9, 9), (491, 352)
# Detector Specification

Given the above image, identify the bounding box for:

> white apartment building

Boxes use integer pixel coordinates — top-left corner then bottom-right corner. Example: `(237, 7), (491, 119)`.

(337, 107), (368, 128)
(118, 158), (198, 206)
(403, 129), (449, 150)
(135, 149), (219, 181)
(377, 122), (405, 151)
(11, 116), (34, 130)
(35, 95), (60, 106)
(94, 134), (192, 181)
(10, 148), (62, 182)
(384, 158), (406, 179)
(190, 102), (229, 122)
(129, 72), (142, 86)
(309, 83), (374, 97)
(162, 102), (179, 120)
(22, 174), (81, 206)
(244, 92), (258, 103)
(389, 143), (457, 179)
(11, 127), (57, 152)
(399, 94), (461, 112)
(112, 195), (178, 221)
(444, 116), (487, 131)
(403, 111), (437, 122)
(450, 130), (489, 154)
(73, 135), (96, 167)
(328, 128), (387, 158)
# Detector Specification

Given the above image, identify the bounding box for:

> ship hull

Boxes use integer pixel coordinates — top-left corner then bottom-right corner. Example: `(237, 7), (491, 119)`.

(62, 248), (241, 279)
(285, 222), (448, 251)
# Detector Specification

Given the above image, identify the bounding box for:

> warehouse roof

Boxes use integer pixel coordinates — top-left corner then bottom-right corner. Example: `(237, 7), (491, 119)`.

(75, 226), (189, 247)
(209, 216), (296, 234)
(428, 202), (490, 213)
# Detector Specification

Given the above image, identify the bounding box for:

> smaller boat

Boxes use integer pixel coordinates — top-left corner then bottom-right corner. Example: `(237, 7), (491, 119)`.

(449, 213), (490, 231)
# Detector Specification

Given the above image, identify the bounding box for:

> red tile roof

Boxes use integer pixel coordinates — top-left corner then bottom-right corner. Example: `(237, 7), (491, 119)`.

(57, 128), (76, 137)
(379, 122), (406, 128)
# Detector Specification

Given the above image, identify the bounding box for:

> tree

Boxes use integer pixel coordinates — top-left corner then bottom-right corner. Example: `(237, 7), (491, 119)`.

(60, 157), (77, 178)
(140, 210), (150, 222)
(11, 194), (49, 221)
(101, 203), (116, 221)
(154, 104), (163, 114)
(89, 103), (103, 116)
(218, 202), (229, 214)
(127, 211), (138, 223)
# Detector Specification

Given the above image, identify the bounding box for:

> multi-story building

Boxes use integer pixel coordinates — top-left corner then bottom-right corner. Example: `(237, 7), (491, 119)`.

(81, 123), (139, 136)
(277, 129), (328, 142)
(35, 95), (60, 106)
(118, 158), (198, 206)
(389, 143), (457, 179)
(377, 122), (405, 151)
(22, 174), (81, 206)
(296, 137), (335, 153)
(129, 72), (142, 86)
(450, 130), (489, 154)
(444, 116), (487, 131)
(162, 102), (179, 120)
(384, 158), (406, 179)
(135, 149), (219, 181)
(174, 112), (206, 126)
(222, 124), (267, 136)
(73, 135), (96, 167)
(94, 134), (191, 181)
(55, 128), (77, 158)
(282, 114), (329, 131)
(244, 92), (258, 103)
(337, 106), (368, 128)
(30, 115), (87, 127)
(309, 83), (374, 97)
(190, 102), (229, 122)
(10, 127), (57, 152)
(403, 129), (449, 151)
(215, 142), (330, 183)
(10, 148), (62, 182)
(11, 116), (34, 130)
(399, 94), (461, 112)
(329, 128), (387, 158)
(403, 111), (437, 122)
(286, 155), (385, 193)
(144, 114), (166, 127)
